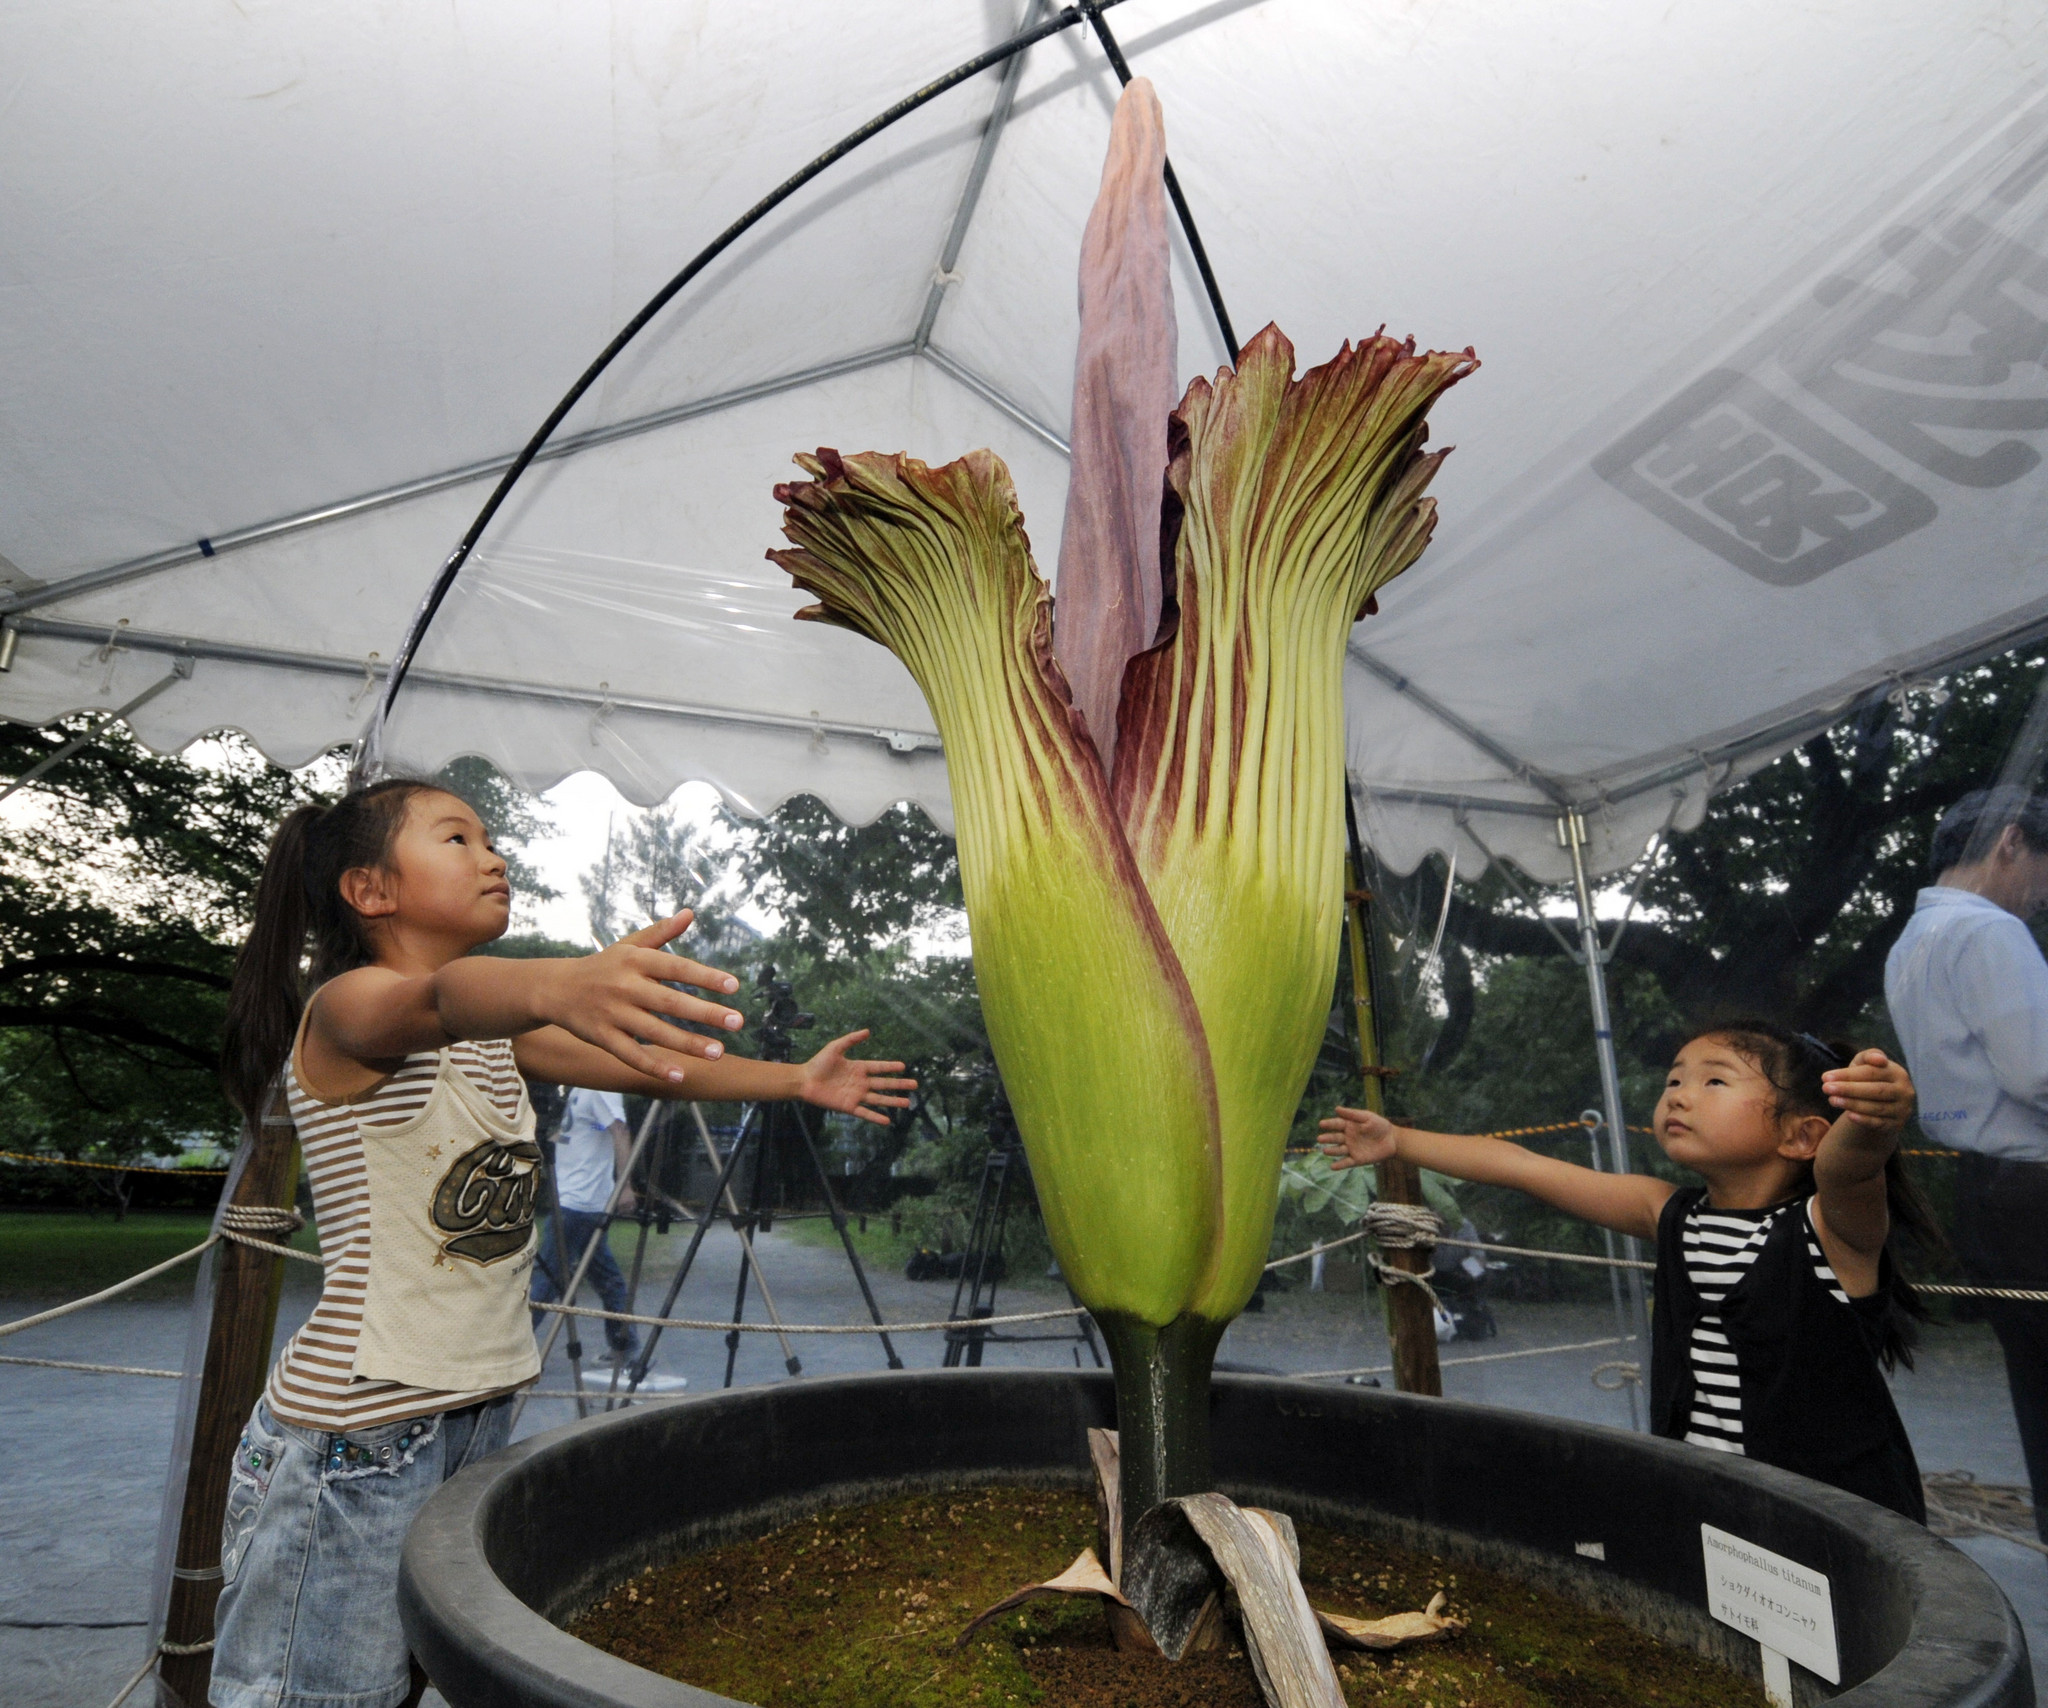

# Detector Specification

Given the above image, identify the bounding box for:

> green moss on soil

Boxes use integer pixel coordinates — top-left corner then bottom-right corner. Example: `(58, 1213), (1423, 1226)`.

(569, 1487), (1754, 1708)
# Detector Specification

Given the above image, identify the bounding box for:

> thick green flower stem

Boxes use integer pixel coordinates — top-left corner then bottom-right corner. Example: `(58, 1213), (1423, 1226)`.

(1098, 1311), (1227, 1564)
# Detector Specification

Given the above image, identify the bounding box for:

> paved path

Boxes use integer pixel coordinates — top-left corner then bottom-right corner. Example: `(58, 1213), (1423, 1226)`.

(3, 1227), (2039, 1706)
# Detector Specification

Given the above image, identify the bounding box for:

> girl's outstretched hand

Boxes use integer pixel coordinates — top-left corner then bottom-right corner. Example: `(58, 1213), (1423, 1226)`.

(536, 911), (745, 1084)
(1821, 1048), (1915, 1135)
(797, 1029), (917, 1127)
(1317, 1106), (1399, 1170)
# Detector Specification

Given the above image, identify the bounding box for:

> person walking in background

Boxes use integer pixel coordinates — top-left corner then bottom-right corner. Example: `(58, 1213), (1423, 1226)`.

(1887, 786), (2048, 1540)
(531, 1085), (641, 1365)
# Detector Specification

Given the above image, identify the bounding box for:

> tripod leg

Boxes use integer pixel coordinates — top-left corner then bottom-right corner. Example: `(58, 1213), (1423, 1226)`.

(1073, 1291), (1106, 1368)
(692, 1104), (801, 1376)
(966, 1149), (1014, 1368)
(539, 1141), (590, 1419)
(607, 1109), (666, 1412)
(515, 1103), (661, 1432)
(724, 1108), (775, 1390)
(792, 1103), (903, 1370)
(624, 1102), (759, 1397)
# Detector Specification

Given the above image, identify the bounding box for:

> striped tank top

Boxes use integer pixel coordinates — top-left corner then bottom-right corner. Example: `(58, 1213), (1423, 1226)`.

(1680, 1198), (1851, 1455)
(266, 1034), (535, 1432)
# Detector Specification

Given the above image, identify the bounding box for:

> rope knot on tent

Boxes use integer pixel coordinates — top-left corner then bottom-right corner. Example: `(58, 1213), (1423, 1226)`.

(1359, 1201), (1443, 1307)
(224, 1204), (307, 1228)
(1361, 1201), (1440, 1250)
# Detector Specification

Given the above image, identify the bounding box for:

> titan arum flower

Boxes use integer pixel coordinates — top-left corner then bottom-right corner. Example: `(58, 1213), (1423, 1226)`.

(770, 81), (1475, 1549)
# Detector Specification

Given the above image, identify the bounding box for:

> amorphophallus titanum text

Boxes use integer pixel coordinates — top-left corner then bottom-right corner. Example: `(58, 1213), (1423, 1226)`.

(771, 80), (1474, 1561)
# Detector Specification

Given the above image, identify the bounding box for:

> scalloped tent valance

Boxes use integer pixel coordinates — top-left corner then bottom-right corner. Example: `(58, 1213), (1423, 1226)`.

(5, 0), (2046, 884)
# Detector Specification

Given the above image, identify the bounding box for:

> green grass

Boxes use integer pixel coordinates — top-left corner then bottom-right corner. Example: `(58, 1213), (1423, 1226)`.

(773, 1209), (925, 1269)
(0, 1209), (321, 1300)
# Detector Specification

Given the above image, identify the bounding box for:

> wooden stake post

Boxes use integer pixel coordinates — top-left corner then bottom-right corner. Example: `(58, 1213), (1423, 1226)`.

(159, 1107), (301, 1707)
(1343, 804), (1442, 1398)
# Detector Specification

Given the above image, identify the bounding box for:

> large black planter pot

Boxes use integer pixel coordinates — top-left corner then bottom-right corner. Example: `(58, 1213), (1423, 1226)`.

(399, 1370), (2030, 1708)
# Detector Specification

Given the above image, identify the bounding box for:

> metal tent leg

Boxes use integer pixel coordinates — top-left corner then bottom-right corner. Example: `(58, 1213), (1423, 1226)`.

(1561, 810), (1653, 1429)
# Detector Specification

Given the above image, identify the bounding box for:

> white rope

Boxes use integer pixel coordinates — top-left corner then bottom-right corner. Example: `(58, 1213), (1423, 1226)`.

(532, 1299), (1085, 1334)
(1917, 1281), (2048, 1304)
(1438, 1233), (1655, 1272)
(102, 1637), (215, 1708)
(0, 1207), (313, 1340)
(1294, 1334), (1636, 1382)
(1264, 1227), (1372, 1270)
(0, 1353), (181, 1378)
(0, 1242), (221, 1337)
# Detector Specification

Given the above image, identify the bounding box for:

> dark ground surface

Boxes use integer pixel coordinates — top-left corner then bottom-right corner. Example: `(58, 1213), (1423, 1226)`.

(3, 1222), (2040, 1708)
(568, 1484), (1754, 1708)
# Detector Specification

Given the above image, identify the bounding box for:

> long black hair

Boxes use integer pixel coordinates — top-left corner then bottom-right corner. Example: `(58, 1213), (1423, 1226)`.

(1699, 1016), (1946, 1370)
(221, 778), (445, 1122)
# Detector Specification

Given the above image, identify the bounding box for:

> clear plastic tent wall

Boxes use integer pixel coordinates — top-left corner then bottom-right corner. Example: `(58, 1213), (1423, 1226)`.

(3, 2), (2048, 879)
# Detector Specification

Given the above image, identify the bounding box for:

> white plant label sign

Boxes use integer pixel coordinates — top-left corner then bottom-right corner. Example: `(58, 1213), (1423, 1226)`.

(1701, 1525), (1841, 1687)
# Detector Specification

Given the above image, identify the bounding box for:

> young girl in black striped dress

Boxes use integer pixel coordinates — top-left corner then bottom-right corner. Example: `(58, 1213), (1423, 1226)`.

(1317, 1019), (1935, 1520)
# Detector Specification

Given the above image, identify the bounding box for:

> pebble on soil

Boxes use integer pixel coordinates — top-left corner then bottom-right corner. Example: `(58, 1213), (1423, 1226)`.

(569, 1486), (1755, 1708)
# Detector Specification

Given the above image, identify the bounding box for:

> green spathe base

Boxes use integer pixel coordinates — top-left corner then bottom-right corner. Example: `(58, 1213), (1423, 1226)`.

(1096, 1312), (1228, 1550)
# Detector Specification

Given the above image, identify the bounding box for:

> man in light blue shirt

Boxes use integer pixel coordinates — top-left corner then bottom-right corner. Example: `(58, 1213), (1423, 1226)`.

(1887, 786), (2048, 1537)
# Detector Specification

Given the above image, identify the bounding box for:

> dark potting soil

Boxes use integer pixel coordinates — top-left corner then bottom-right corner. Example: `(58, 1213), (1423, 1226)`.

(568, 1487), (1754, 1708)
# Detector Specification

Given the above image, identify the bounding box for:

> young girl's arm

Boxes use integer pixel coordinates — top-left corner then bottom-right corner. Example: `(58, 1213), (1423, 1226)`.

(1317, 1108), (1674, 1242)
(1808, 1050), (1914, 1295)
(515, 1026), (916, 1126)
(306, 913), (743, 1091)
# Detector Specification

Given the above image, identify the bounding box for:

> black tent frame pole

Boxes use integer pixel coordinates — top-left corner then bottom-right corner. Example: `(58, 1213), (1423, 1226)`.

(363, 0), (1128, 771)
(361, 0), (1246, 773)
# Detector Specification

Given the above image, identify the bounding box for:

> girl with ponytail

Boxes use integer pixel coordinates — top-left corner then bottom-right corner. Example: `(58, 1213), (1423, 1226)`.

(1317, 1019), (1933, 1523)
(210, 779), (914, 1708)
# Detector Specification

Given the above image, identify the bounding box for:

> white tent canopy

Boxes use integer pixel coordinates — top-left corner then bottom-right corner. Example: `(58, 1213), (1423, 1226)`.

(6, 0), (2048, 882)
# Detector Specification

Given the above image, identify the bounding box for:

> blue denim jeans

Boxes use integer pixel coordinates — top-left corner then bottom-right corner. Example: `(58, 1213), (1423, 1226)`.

(529, 1209), (639, 1354)
(208, 1394), (514, 1708)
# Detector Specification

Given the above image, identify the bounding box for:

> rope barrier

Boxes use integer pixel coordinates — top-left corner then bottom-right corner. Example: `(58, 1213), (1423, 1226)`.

(1292, 1335), (1638, 1382)
(0, 1352), (182, 1378)
(0, 1207), (312, 1340)
(104, 1638), (217, 1708)
(1, 1148), (229, 1176)
(1438, 1234), (1656, 1272)
(532, 1299), (1086, 1334)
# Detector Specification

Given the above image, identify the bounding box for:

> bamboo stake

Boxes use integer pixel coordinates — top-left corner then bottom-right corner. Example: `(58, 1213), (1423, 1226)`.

(159, 1102), (302, 1706)
(1343, 797), (1441, 1398)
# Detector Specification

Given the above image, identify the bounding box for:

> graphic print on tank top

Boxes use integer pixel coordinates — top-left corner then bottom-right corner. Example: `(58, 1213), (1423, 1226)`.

(430, 1133), (543, 1263)
(268, 1035), (541, 1430)
(1681, 1200), (1852, 1455)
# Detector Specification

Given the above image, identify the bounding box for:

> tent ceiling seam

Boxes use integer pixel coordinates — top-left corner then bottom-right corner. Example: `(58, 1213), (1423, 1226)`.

(920, 346), (1071, 454)
(2, 616), (942, 755)
(913, 0), (1050, 353)
(1347, 641), (1572, 807)
(0, 344), (917, 621)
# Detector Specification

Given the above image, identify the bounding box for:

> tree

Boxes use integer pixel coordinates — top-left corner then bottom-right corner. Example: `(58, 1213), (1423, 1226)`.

(573, 794), (989, 1217)
(1320, 647), (2048, 1285)
(0, 727), (555, 1205)
(1416, 648), (2048, 1054)
(0, 722), (327, 1201)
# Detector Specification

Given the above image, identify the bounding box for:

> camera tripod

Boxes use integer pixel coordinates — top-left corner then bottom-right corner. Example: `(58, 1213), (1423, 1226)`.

(623, 965), (903, 1396)
(942, 1100), (1103, 1370)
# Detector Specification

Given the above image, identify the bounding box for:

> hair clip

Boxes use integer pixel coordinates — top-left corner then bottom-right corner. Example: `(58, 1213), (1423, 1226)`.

(1792, 1031), (1844, 1066)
